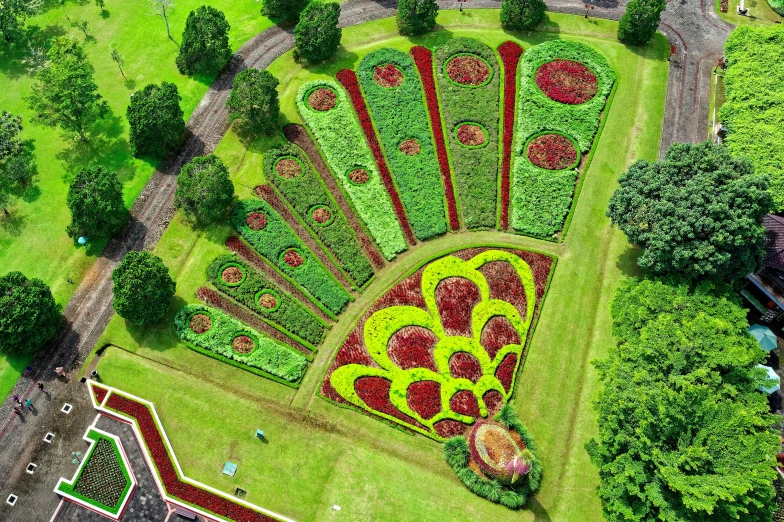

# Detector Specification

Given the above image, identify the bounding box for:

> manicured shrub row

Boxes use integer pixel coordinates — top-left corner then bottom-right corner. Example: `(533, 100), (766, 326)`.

(321, 247), (554, 441)
(105, 393), (283, 521)
(511, 40), (615, 237)
(410, 46), (461, 231)
(435, 38), (501, 230)
(231, 199), (351, 316)
(335, 69), (417, 245)
(297, 80), (407, 260)
(498, 41), (524, 230)
(356, 49), (448, 241)
(175, 304), (308, 384)
(263, 144), (374, 287)
(205, 255), (327, 347)
(443, 405), (542, 509)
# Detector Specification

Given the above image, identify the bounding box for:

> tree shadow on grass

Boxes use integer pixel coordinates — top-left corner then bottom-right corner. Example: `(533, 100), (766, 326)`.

(126, 294), (187, 353)
(528, 496), (553, 522)
(55, 111), (130, 181)
(0, 24), (68, 81)
(0, 208), (26, 236)
(101, 9), (110, 19)
(616, 244), (642, 278)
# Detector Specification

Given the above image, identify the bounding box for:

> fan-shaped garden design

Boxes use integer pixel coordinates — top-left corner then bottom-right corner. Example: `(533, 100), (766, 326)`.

(174, 36), (615, 508)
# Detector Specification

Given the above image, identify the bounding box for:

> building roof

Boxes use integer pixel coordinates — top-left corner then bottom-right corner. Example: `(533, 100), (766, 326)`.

(763, 215), (784, 271)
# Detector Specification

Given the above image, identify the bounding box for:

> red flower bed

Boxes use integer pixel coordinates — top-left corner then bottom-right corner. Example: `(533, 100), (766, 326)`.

(535, 60), (598, 105)
(407, 380), (442, 420)
(434, 419), (470, 438)
(258, 293), (278, 310)
(449, 352), (483, 383)
(275, 158), (301, 179)
(480, 316), (521, 359)
(311, 207), (332, 224)
(283, 249), (304, 268)
(495, 353), (518, 392)
(450, 390), (481, 418)
(189, 313), (212, 334)
(232, 335), (255, 354)
(92, 385), (108, 404)
(498, 41), (524, 230)
(387, 326), (438, 372)
(221, 266), (243, 284)
(436, 277), (481, 337)
(410, 46), (460, 231)
(456, 124), (486, 147)
(398, 139), (421, 156)
(308, 87), (337, 111)
(446, 55), (490, 86)
(336, 69), (416, 246)
(105, 393), (280, 522)
(246, 212), (268, 231)
(482, 389), (504, 415)
(354, 376), (425, 429)
(373, 64), (403, 87)
(348, 168), (370, 185)
(720, 0), (728, 11)
(527, 134), (578, 170)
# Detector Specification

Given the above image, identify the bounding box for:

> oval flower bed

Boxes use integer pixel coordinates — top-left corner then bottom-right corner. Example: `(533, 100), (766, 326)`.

(189, 313), (212, 334)
(232, 335), (255, 354)
(456, 123), (487, 147)
(398, 139), (421, 156)
(246, 211), (268, 231)
(257, 291), (280, 311)
(446, 54), (491, 86)
(221, 265), (244, 285)
(282, 248), (304, 268)
(526, 134), (578, 170)
(307, 87), (337, 111)
(311, 205), (333, 226)
(373, 63), (403, 87)
(534, 59), (598, 105)
(275, 157), (302, 179)
(348, 168), (370, 185)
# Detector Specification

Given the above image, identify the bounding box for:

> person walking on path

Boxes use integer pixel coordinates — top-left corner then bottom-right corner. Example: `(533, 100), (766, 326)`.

(37, 383), (44, 392)
(12, 395), (21, 405)
(24, 399), (33, 411)
(13, 407), (22, 416)
(54, 367), (65, 378)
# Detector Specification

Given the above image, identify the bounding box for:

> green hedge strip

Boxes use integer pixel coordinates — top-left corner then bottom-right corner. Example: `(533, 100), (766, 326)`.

(297, 80), (407, 260)
(231, 199), (352, 316)
(356, 48), (448, 241)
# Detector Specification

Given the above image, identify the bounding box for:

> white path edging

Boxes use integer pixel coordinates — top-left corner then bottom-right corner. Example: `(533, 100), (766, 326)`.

(86, 380), (298, 522)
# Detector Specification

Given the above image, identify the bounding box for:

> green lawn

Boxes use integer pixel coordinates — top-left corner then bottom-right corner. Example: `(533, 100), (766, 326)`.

(93, 10), (669, 522)
(716, 0), (784, 25)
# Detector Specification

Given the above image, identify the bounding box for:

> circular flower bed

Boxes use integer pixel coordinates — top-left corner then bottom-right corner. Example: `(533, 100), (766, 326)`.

(398, 139), (421, 156)
(526, 134), (578, 170)
(535, 60), (598, 105)
(373, 64), (403, 87)
(189, 313), (212, 334)
(283, 248), (304, 268)
(348, 168), (370, 185)
(311, 205), (333, 226)
(232, 335), (255, 354)
(446, 54), (491, 86)
(246, 211), (268, 231)
(308, 87), (337, 111)
(221, 265), (244, 284)
(468, 421), (530, 484)
(257, 291), (279, 310)
(275, 157), (302, 179)
(456, 123), (487, 147)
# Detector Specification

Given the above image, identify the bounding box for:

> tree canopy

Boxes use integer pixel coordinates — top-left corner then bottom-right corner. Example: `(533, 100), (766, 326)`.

(0, 0), (41, 42)
(397, 0), (439, 36)
(0, 111), (36, 215)
(176, 6), (232, 76)
(112, 251), (176, 325)
(587, 278), (779, 522)
(127, 82), (185, 159)
(226, 69), (280, 135)
(175, 154), (234, 224)
(294, 1), (341, 64)
(500, 0), (547, 31)
(0, 271), (60, 355)
(66, 166), (128, 240)
(617, 0), (667, 46)
(607, 141), (770, 286)
(261, 0), (309, 22)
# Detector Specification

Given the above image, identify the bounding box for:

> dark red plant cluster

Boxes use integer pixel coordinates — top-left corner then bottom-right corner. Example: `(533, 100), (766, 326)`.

(450, 390), (481, 418)
(308, 88), (337, 111)
(336, 69), (416, 246)
(275, 158), (301, 179)
(456, 124), (486, 147)
(449, 352), (483, 383)
(410, 46), (460, 231)
(495, 353), (518, 392)
(92, 385), (108, 405)
(387, 326), (438, 372)
(482, 390), (504, 415)
(354, 376), (425, 429)
(446, 55), (490, 86)
(312, 207), (332, 224)
(434, 419), (470, 438)
(221, 266), (243, 284)
(189, 313), (212, 334)
(527, 133), (578, 170)
(480, 316), (521, 359)
(436, 277), (481, 336)
(498, 41), (524, 230)
(373, 64), (403, 88)
(105, 393), (280, 522)
(720, 0), (728, 11)
(232, 335), (255, 354)
(348, 168), (370, 185)
(283, 249), (304, 268)
(407, 380), (442, 420)
(398, 139), (421, 156)
(258, 293), (278, 310)
(246, 212), (268, 231)
(535, 59), (598, 105)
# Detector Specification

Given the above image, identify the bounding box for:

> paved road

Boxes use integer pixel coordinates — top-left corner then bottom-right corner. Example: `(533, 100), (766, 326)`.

(0, 0), (732, 519)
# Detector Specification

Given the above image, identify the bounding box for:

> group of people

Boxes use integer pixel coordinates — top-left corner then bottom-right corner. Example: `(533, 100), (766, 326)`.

(11, 365), (65, 418)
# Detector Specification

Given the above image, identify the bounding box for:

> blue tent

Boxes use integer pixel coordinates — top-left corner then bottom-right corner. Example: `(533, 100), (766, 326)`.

(757, 364), (781, 394)
(749, 324), (778, 352)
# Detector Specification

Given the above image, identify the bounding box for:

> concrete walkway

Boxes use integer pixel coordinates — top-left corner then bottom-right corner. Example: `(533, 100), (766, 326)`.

(0, 0), (733, 519)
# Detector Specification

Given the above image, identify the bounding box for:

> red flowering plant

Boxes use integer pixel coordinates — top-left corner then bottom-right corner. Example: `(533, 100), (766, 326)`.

(498, 41), (524, 230)
(446, 55), (491, 86)
(321, 247), (553, 441)
(373, 64), (404, 88)
(526, 133), (578, 170)
(535, 59), (598, 105)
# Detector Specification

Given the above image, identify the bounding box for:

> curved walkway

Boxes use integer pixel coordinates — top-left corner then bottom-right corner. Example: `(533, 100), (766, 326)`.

(0, 0), (732, 518)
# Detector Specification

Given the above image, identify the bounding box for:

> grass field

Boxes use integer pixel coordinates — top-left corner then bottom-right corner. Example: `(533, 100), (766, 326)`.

(716, 0), (784, 25)
(91, 10), (669, 522)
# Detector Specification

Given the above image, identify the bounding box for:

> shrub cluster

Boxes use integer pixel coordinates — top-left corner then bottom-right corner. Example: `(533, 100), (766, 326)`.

(356, 48), (448, 241)
(175, 304), (308, 383)
(296, 79), (408, 260)
(435, 38), (501, 230)
(231, 199), (351, 316)
(264, 144), (374, 287)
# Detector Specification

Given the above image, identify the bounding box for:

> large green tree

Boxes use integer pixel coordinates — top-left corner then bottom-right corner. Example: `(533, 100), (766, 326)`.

(586, 278), (780, 522)
(175, 6), (231, 76)
(617, 0), (667, 46)
(226, 69), (279, 135)
(294, 1), (341, 64)
(500, 0), (546, 31)
(126, 82), (184, 159)
(0, 111), (36, 213)
(261, 0), (309, 22)
(0, 271), (60, 355)
(396, 0), (439, 36)
(66, 166), (128, 240)
(112, 251), (175, 325)
(607, 141), (770, 286)
(175, 154), (234, 224)
(27, 37), (108, 141)
(0, 0), (41, 42)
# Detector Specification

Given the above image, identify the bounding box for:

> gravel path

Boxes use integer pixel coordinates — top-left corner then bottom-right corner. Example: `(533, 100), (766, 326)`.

(0, 1), (732, 519)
